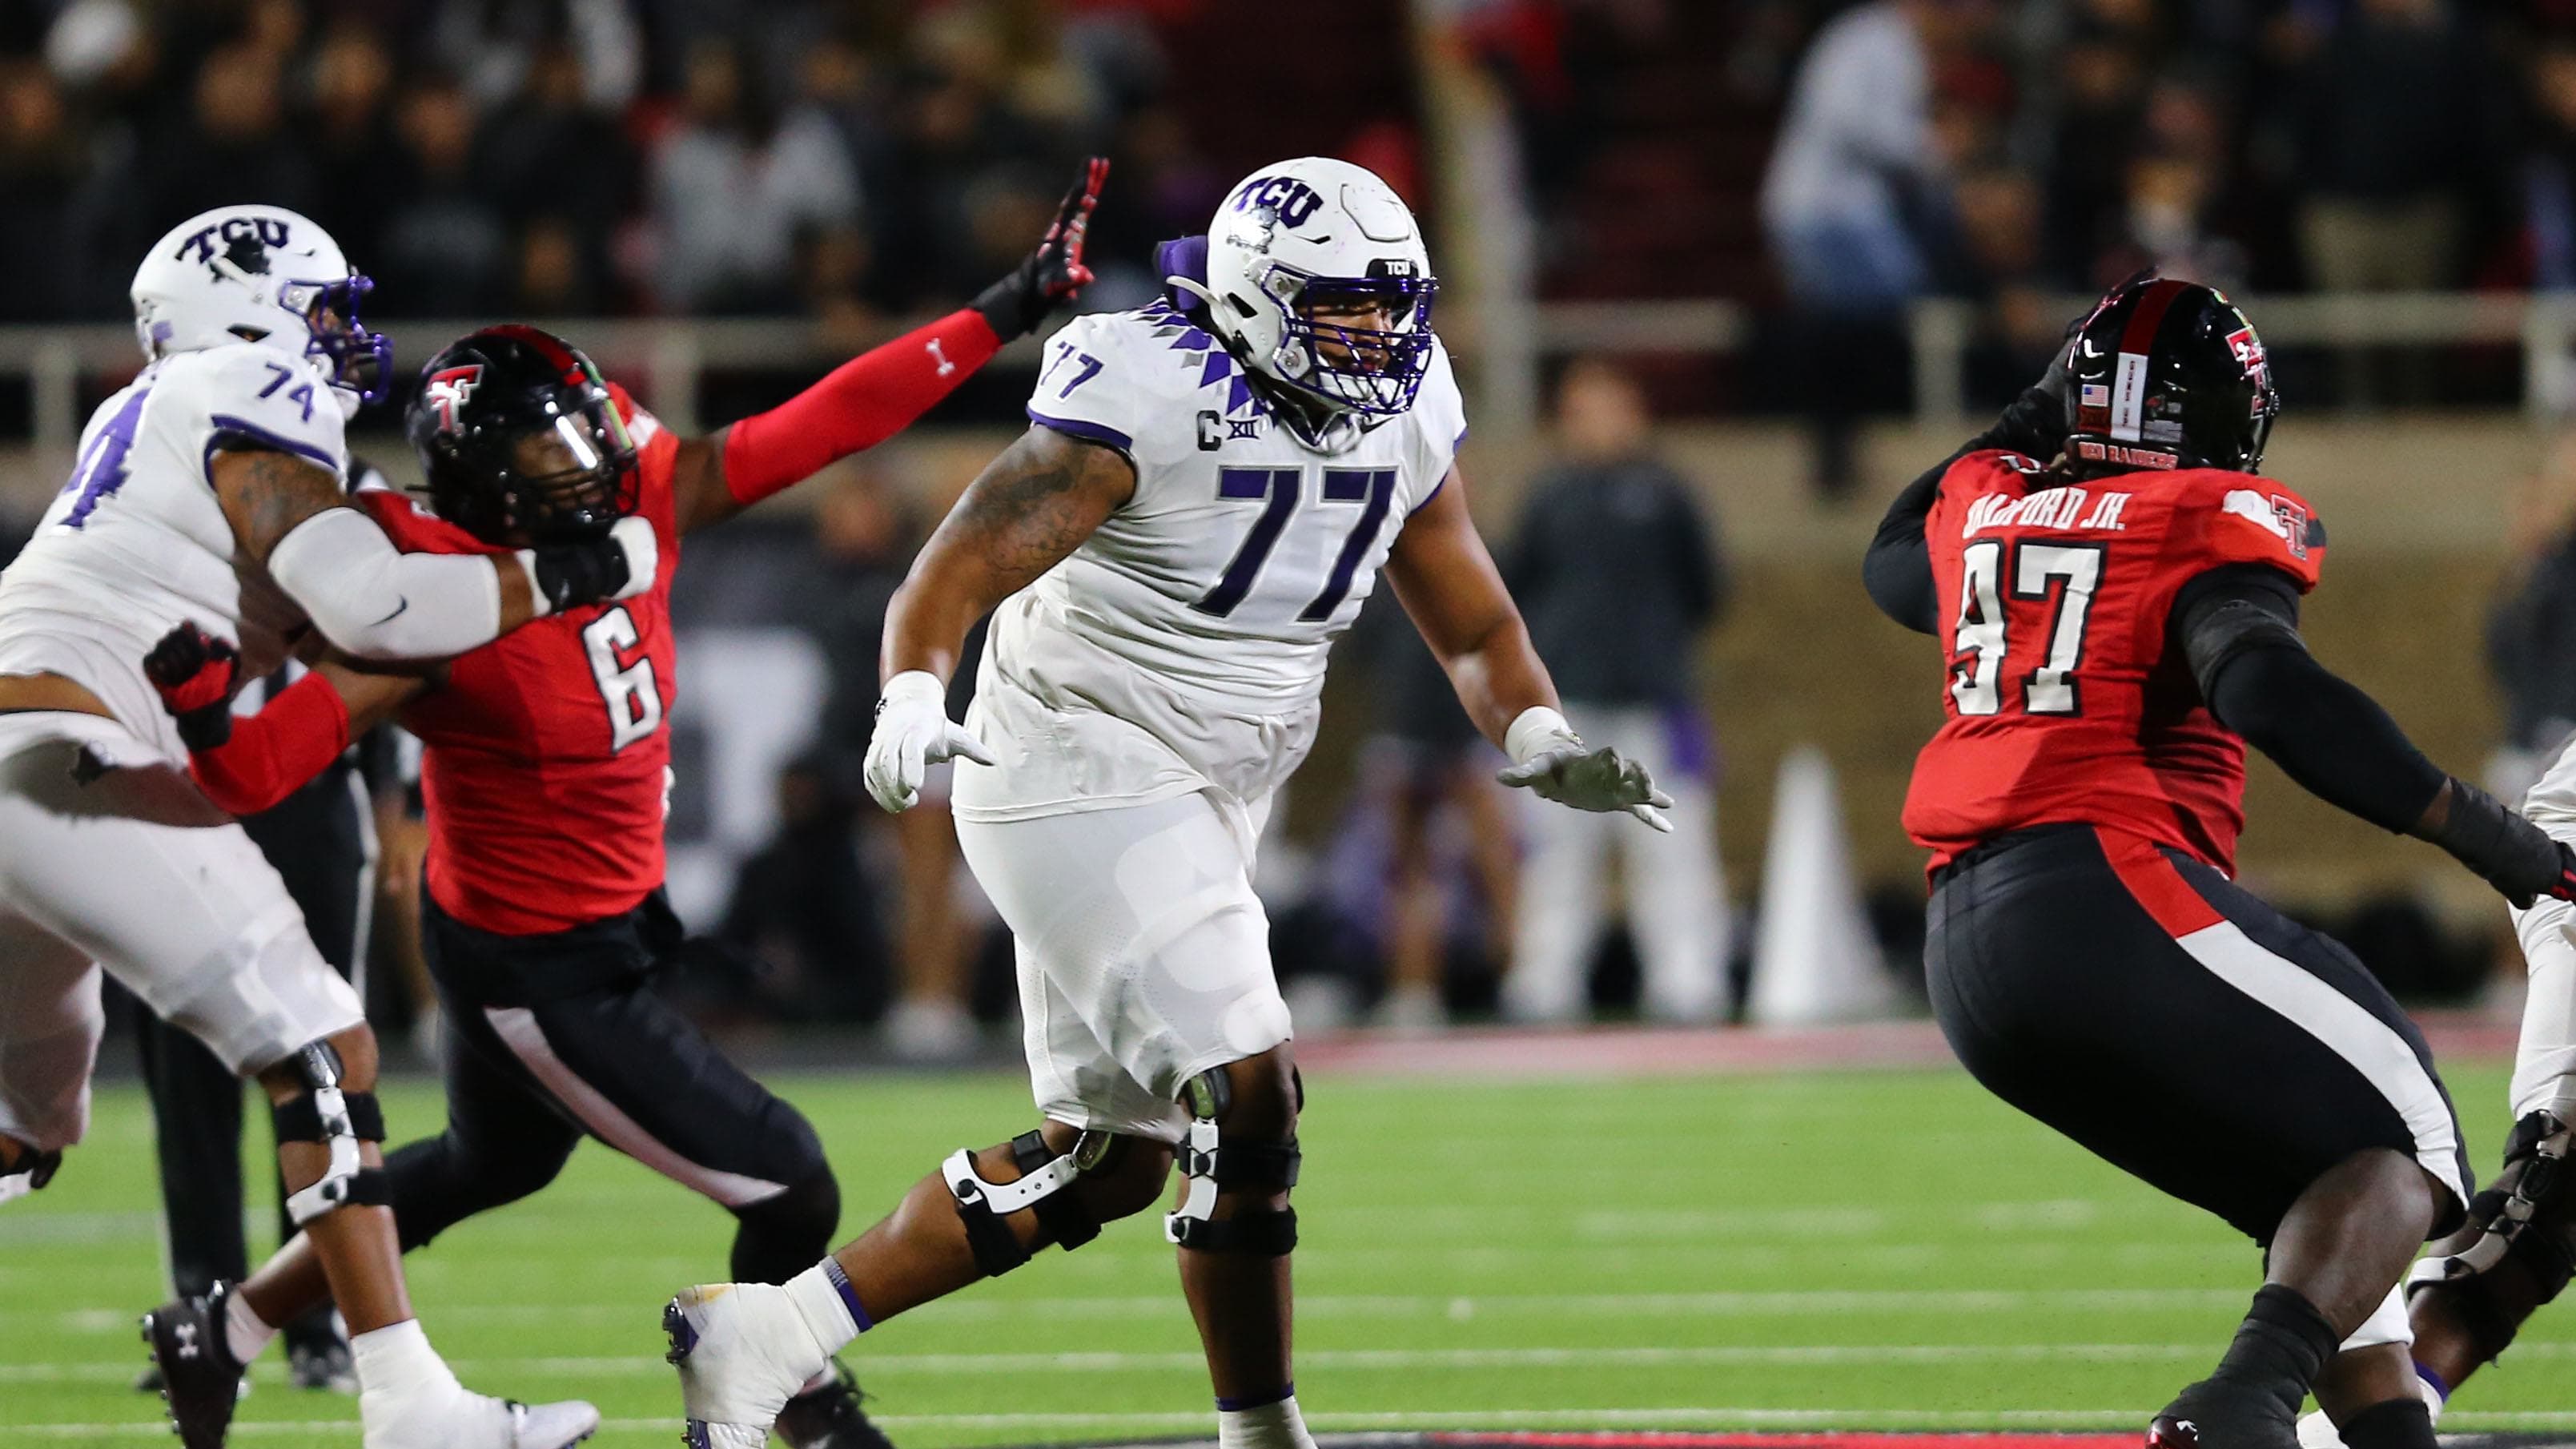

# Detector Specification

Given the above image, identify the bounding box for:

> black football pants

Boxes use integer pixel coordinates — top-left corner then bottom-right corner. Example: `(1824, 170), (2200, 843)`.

(382, 893), (838, 1286)
(1927, 822), (2472, 1243)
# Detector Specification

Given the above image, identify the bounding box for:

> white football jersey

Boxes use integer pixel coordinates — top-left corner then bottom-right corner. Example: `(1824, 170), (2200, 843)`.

(0, 342), (346, 761)
(954, 300), (1467, 840)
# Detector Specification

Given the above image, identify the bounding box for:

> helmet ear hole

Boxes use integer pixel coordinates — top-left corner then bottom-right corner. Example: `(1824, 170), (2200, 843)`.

(1226, 292), (1258, 320)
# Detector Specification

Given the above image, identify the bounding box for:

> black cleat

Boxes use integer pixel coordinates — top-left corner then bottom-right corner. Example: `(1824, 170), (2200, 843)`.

(2148, 1415), (2204, 1449)
(143, 1283), (249, 1449)
(2150, 1380), (2300, 1449)
(775, 1361), (895, 1449)
(286, 1334), (357, 1394)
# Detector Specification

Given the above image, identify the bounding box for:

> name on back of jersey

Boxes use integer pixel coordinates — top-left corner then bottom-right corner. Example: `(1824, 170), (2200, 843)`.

(1962, 485), (2132, 537)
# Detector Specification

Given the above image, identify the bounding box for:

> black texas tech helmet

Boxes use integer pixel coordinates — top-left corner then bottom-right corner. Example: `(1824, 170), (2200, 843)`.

(2061, 276), (2279, 480)
(404, 324), (639, 545)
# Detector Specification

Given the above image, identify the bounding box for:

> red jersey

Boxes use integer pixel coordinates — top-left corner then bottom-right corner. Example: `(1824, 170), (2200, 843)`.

(357, 384), (682, 934)
(1900, 450), (2325, 874)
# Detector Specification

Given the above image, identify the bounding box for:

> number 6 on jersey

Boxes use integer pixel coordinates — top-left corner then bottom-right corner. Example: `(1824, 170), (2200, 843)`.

(581, 605), (663, 751)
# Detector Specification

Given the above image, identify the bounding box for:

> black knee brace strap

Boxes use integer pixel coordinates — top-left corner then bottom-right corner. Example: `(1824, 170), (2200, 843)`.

(273, 1043), (390, 1226)
(2407, 1110), (2576, 1362)
(1163, 1069), (1301, 1255)
(942, 1129), (1112, 1279)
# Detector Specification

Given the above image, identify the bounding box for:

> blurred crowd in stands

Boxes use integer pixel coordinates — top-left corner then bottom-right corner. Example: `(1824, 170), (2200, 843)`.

(0, 0), (1224, 325)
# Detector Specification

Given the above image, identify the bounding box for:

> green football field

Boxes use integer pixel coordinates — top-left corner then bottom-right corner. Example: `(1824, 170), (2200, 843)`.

(6, 1059), (2574, 1447)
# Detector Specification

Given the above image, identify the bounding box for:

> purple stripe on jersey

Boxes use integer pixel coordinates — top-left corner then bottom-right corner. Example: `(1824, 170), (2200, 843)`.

(1025, 409), (1134, 454)
(204, 414), (340, 477)
(62, 387), (152, 529)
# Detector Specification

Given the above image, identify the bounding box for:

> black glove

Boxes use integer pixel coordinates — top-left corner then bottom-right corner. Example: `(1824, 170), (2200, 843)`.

(143, 622), (240, 751)
(1996, 269), (2160, 461)
(972, 156), (1109, 342)
(529, 537), (632, 614)
(2425, 775), (2576, 908)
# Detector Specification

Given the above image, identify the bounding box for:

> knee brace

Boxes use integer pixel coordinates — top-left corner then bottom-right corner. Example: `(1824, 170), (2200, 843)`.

(271, 1042), (388, 1226)
(942, 1129), (1116, 1278)
(2406, 1110), (2576, 1362)
(1163, 1069), (1300, 1256)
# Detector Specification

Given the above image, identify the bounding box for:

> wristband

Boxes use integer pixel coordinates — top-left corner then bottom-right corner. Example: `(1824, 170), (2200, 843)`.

(877, 670), (946, 714)
(1504, 706), (1580, 765)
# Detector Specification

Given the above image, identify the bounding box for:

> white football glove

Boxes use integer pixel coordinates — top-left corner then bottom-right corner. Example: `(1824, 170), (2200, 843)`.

(864, 670), (995, 813)
(1495, 706), (1674, 832)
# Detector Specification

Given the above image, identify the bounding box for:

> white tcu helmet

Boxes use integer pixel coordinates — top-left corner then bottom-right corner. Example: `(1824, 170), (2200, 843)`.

(1179, 157), (1438, 417)
(131, 204), (393, 405)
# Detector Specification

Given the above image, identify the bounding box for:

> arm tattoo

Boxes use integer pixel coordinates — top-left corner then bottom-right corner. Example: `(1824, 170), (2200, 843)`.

(214, 447), (342, 563)
(936, 430), (1131, 595)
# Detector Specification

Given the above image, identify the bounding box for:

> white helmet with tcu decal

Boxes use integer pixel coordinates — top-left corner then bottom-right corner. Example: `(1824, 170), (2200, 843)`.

(130, 203), (394, 406)
(1175, 156), (1439, 418)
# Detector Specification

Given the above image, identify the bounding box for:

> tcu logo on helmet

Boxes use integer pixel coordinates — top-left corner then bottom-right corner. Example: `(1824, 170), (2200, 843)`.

(1232, 175), (1324, 229)
(422, 364), (484, 432)
(172, 215), (291, 265)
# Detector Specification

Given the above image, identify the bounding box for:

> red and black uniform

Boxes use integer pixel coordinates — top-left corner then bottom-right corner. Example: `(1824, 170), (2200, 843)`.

(1868, 415), (2470, 1244)
(359, 383), (680, 936)
(1903, 453), (2323, 874)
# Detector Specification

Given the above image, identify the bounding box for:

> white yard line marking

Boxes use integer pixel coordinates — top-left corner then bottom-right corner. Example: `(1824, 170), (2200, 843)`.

(16, 1407), (2576, 1438)
(46, 1286), (2251, 1334)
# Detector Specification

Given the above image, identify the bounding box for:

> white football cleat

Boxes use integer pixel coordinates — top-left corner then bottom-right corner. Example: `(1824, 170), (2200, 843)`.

(665, 1284), (832, 1448)
(361, 1387), (600, 1449)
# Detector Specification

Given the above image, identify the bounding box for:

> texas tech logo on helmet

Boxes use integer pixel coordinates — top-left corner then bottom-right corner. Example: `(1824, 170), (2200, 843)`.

(422, 364), (484, 433)
(2225, 326), (2270, 400)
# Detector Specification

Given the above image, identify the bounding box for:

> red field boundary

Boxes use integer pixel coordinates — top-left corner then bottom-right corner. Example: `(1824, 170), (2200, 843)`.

(1296, 1015), (2522, 1079)
(1433, 1436), (2136, 1449)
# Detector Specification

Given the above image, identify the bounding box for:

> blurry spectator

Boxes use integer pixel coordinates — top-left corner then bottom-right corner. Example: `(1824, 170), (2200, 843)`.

(802, 471), (984, 1061)
(720, 754), (888, 1022)
(139, 40), (315, 226)
(2526, 40), (2576, 292)
(432, 0), (640, 114)
(2486, 430), (2576, 803)
(1347, 604), (1518, 1028)
(1942, 161), (2063, 409)
(649, 38), (860, 314)
(1501, 359), (1730, 1024)
(484, 40), (635, 306)
(301, 22), (404, 276)
(1761, 0), (1987, 496)
(0, 62), (86, 321)
(2292, 0), (2493, 295)
(2096, 147), (2247, 291)
(375, 74), (509, 316)
(2038, 14), (2148, 286)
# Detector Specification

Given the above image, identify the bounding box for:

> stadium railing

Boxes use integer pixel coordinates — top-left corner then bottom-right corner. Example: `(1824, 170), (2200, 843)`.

(1, 292), (2571, 454)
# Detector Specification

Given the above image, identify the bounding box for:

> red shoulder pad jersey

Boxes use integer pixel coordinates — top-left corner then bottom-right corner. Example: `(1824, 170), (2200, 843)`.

(1899, 450), (2325, 874)
(356, 383), (681, 934)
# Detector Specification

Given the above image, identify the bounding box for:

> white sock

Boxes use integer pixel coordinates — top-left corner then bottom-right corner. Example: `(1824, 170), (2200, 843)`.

(349, 1319), (456, 1402)
(782, 1260), (869, 1356)
(223, 1291), (278, 1365)
(1217, 1392), (1317, 1449)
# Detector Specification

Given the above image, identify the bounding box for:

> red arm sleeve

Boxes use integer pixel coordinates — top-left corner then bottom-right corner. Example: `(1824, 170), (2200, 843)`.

(188, 671), (352, 817)
(720, 308), (1003, 505)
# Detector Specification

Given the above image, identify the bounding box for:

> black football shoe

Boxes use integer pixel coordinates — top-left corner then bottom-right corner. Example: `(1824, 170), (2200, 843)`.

(2149, 1379), (2301, 1449)
(774, 1361), (895, 1449)
(143, 1283), (250, 1449)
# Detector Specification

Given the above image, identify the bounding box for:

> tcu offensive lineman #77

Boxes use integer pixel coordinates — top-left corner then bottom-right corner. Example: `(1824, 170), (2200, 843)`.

(663, 155), (1673, 1449)
(0, 205), (641, 1447)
